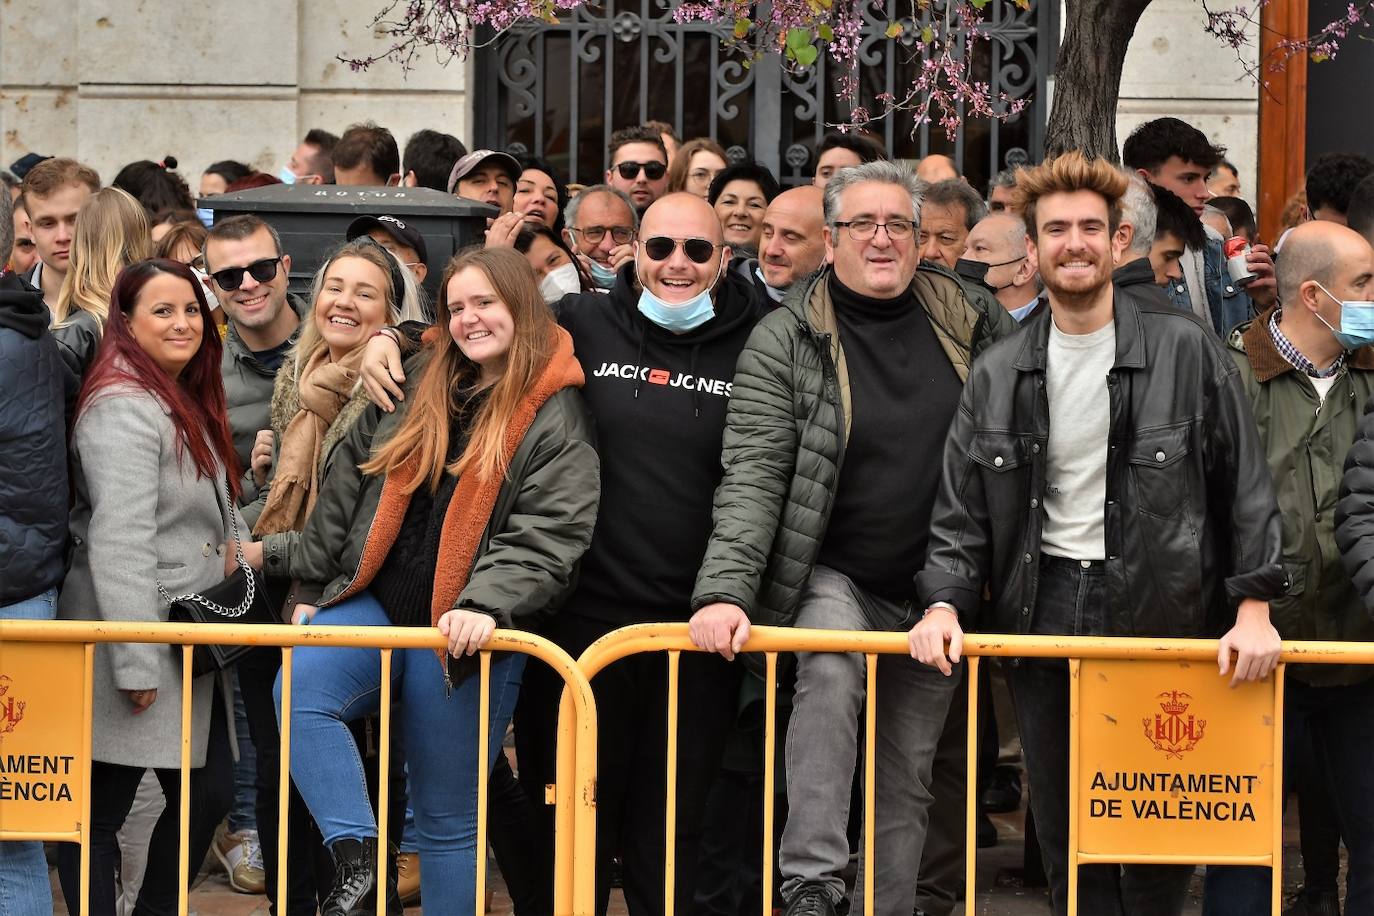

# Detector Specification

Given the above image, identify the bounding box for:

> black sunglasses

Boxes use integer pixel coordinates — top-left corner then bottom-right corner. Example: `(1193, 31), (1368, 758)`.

(615, 160), (667, 181)
(210, 257), (281, 291)
(642, 236), (720, 264)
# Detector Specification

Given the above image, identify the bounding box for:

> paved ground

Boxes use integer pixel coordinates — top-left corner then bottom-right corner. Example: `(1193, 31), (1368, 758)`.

(48, 801), (1314, 915)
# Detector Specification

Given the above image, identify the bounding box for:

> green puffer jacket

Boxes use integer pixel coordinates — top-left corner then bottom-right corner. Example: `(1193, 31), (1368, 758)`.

(262, 330), (600, 630)
(1230, 307), (1374, 686)
(691, 264), (1017, 625)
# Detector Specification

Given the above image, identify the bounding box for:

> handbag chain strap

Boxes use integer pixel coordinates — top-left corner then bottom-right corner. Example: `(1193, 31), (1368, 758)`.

(155, 475), (257, 619)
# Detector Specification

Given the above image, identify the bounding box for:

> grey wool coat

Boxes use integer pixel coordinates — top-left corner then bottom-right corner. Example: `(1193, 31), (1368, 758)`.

(59, 386), (239, 769)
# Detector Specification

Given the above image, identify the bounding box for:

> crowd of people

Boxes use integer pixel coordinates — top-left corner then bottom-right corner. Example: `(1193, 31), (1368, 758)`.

(3, 112), (1374, 916)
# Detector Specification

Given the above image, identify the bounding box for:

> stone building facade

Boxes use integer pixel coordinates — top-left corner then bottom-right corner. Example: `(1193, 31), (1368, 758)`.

(0, 1), (1257, 203)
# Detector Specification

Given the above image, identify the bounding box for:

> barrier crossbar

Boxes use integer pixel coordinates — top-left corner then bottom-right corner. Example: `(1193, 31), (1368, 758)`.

(0, 619), (600, 916)
(568, 623), (1374, 916)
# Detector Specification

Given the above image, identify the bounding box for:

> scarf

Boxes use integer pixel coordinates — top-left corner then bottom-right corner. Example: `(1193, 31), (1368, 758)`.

(253, 345), (365, 536)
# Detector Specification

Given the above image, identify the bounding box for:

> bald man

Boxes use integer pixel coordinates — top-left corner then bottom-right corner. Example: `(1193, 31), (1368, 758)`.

(749, 184), (827, 301)
(962, 212), (1039, 321)
(1215, 222), (1374, 915)
(518, 192), (768, 913)
(915, 154), (959, 184)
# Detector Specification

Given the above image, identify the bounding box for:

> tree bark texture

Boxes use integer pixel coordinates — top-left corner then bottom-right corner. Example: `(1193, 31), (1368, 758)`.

(1045, 0), (1156, 162)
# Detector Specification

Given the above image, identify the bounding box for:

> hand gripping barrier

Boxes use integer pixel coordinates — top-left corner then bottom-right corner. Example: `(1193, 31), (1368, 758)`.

(0, 619), (600, 916)
(559, 623), (1374, 916)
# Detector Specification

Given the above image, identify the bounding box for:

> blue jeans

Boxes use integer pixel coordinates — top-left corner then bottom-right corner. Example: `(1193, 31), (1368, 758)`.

(1011, 558), (1193, 916)
(1203, 676), (1374, 915)
(0, 587), (56, 916)
(274, 593), (524, 911)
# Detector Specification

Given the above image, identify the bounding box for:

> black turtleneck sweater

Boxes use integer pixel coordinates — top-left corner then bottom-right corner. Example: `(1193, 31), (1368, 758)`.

(816, 274), (963, 602)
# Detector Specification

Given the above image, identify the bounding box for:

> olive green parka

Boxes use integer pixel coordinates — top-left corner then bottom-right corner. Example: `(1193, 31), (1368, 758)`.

(691, 264), (1016, 625)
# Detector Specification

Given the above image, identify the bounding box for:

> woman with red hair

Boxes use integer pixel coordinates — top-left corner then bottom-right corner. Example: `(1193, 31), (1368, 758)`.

(55, 258), (264, 915)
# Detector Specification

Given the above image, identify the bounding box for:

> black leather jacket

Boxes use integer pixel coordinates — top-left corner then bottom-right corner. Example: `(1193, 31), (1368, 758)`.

(917, 283), (1286, 637)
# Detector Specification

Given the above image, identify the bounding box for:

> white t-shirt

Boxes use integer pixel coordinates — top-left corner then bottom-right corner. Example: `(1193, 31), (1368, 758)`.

(1041, 317), (1116, 560)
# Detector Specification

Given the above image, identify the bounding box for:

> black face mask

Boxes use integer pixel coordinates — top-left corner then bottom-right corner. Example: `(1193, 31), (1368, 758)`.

(954, 257), (995, 292)
(955, 255), (1026, 292)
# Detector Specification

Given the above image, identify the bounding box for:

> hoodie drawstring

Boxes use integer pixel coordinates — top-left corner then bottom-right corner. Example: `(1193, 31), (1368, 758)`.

(689, 343), (702, 419)
(632, 320), (649, 400)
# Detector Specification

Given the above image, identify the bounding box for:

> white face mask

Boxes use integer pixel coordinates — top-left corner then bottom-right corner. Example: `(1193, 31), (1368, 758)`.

(539, 261), (583, 304)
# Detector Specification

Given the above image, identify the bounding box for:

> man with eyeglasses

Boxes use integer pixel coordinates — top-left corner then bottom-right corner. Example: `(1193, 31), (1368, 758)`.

(203, 212), (317, 913)
(690, 159), (1016, 916)
(606, 125), (670, 215)
(562, 184), (639, 291)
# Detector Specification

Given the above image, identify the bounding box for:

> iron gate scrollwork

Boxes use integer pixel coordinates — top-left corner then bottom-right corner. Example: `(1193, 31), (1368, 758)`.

(475, 1), (1056, 194)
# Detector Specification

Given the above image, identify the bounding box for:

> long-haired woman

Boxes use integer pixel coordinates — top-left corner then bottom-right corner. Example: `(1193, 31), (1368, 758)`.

(52, 186), (152, 376)
(56, 258), (258, 914)
(276, 246), (599, 914)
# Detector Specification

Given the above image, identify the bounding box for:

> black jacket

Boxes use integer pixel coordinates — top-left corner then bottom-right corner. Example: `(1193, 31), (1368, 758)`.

(0, 272), (77, 604)
(917, 283), (1286, 637)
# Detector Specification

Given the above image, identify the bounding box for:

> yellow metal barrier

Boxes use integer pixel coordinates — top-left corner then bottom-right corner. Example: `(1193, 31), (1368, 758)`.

(569, 623), (1374, 916)
(0, 619), (600, 916)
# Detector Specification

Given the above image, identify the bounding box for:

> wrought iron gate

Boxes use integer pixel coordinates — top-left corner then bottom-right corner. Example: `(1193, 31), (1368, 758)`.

(474, 1), (1057, 194)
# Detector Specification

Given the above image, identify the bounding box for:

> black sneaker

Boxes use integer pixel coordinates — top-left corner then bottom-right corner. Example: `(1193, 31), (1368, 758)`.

(785, 882), (839, 916)
(981, 765), (1023, 814)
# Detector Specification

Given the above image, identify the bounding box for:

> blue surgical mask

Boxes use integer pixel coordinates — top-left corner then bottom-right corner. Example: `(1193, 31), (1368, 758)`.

(277, 167), (298, 186)
(1314, 282), (1374, 349)
(635, 257), (723, 333)
(196, 207), (215, 228)
(754, 267), (786, 303)
(587, 258), (618, 289)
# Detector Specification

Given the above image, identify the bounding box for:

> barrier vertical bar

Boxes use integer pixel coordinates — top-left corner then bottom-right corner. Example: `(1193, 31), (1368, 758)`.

(277, 646), (293, 910)
(179, 645), (193, 916)
(476, 652), (492, 916)
(1272, 664), (1286, 916)
(665, 649), (681, 916)
(763, 651), (778, 916)
(80, 643), (95, 916)
(864, 654), (877, 914)
(966, 656), (981, 915)
(1067, 657), (1081, 916)
(376, 648), (392, 916)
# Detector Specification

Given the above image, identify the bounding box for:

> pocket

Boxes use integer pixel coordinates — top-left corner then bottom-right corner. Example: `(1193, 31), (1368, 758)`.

(969, 431), (1031, 473)
(1127, 425), (1192, 518)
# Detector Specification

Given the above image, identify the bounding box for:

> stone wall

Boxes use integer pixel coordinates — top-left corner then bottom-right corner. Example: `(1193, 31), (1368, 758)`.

(0, 0), (470, 192)
(1117, 0), (1260, 206)
(1, 1), (1259, 204)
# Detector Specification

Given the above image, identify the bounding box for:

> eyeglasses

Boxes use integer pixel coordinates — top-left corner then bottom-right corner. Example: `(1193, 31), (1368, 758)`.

(209, 257), (281, 291)
(615, 160), (667, 181)
(642, 236), (721, 264)
(833, 219), (915, 241)
(569, 225), (636, 245)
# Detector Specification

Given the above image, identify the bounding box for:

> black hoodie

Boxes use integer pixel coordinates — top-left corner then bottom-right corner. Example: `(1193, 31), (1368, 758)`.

(0, 271), (77, 604)
(555, 263), (766, 625)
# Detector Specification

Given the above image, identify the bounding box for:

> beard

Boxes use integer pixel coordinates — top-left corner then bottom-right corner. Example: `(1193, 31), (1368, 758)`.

(1040, 256), (1113, 311)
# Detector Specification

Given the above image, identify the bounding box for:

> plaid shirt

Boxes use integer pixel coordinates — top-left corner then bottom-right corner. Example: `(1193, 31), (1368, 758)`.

(1269, 309), (1345, 378)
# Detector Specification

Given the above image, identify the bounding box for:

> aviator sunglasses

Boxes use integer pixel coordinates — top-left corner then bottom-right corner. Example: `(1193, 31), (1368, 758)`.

(641, 236), (721, 264)
(209, 257), (282, 291)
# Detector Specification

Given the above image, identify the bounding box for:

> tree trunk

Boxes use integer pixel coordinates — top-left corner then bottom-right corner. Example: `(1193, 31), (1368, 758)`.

(1045, 0), (1156, 162)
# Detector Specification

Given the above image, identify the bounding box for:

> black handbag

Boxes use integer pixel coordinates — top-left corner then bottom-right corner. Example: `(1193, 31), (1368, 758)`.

(160, 475), (277, 676)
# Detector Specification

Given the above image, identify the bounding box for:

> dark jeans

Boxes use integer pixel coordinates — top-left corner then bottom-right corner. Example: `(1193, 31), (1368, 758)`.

(1009, 556), (1193, 916)
(1202, 675), (1374, 916)
(514, 611), (741, 916)
(57, 693), (233, 916)
(239, 646), (333, 915)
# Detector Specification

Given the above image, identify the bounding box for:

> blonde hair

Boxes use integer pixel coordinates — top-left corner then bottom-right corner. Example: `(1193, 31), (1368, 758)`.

(291, 239), (401, 383)
(362, 247), (557, 492)
(1013, 151), (1129, 242)
(52, 187), (152, 328)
